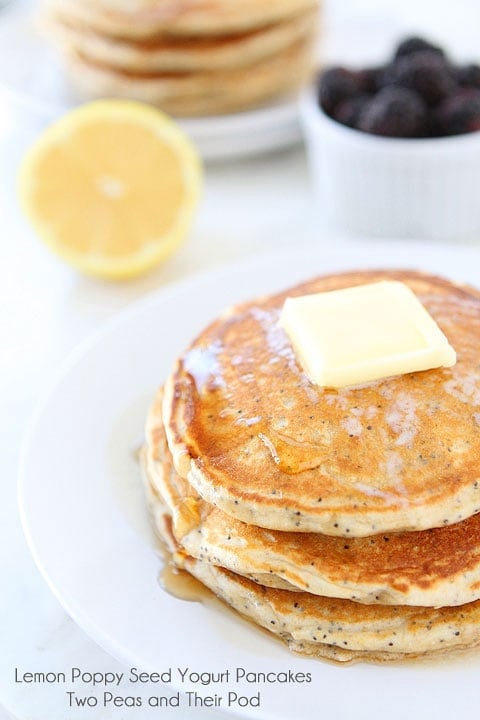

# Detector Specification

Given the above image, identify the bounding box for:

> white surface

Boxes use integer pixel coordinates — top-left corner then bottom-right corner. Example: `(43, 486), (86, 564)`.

(18, 241), (480, 720)
(301, 88), (480, 241)
(0, 136), (315, 720)
(4, 1), (480, 720)
(179, 101), (302, 161)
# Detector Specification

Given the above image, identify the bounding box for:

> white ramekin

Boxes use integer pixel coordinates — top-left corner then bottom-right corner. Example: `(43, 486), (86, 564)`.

(300, 87), (480, 241)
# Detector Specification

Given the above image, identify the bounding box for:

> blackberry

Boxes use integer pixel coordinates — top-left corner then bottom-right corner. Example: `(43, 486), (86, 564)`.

(383, 50), (456, 106)
(435, 89), (480, 135)
(333, 95), (370, 128)
(394, 36), (444, 60)
(357, 86), (428, 137)
(357, 66), (384, 94)
(318, 67), (363, 116)
(457, 64), (480, 89)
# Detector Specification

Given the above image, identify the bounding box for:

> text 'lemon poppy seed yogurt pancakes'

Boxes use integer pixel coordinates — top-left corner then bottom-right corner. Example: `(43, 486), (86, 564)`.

(143, 269), (480, 662)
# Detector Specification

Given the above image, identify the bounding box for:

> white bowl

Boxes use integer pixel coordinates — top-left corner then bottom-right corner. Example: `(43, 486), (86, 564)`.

(300, 87), (480, 242)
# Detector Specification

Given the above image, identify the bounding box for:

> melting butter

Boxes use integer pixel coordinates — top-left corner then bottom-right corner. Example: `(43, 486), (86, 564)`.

(279, 281), (456, 389)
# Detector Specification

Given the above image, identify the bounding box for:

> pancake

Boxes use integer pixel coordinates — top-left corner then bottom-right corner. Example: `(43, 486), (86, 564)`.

(185, 558), (480, 662)
(46, 0), (319, 39)
(48, 10), (316, 73)
(145, 391), (480, 607)
(163, 270), (480, 536)
(145, 478), (480, 663)
(186, 556), (480, 662)
(62, 38), (314, 115)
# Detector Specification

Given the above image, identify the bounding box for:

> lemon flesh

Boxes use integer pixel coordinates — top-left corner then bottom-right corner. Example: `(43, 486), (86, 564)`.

(19, 100), (202, 279)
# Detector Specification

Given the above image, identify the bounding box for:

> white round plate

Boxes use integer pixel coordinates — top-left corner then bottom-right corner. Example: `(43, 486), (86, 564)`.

(19, 242), (480, 720)
(0, 0), (301, 161)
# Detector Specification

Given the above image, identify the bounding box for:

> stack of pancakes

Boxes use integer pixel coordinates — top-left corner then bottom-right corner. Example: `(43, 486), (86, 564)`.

(143, 269), (480, 663)
(44, 0), (319, 116)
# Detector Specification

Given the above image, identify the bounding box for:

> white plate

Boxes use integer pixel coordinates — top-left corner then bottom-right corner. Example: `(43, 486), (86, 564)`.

(0, 0), (301, 161)
(19, 242), (480, 720)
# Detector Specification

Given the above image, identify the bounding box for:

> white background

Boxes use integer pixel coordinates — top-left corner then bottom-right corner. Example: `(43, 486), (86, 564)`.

(2, 1), (480, 719)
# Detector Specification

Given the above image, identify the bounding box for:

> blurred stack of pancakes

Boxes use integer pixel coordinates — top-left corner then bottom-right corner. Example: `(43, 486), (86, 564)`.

(143, 269), (480, 663)
(44, 0), (319, 116)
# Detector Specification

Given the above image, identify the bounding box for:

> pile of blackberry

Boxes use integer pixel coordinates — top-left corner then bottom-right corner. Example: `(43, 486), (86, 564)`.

(318, 37), (480, 138)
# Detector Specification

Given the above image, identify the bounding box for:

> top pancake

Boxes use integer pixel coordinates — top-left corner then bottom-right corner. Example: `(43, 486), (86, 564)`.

(163, 270), (480, 536)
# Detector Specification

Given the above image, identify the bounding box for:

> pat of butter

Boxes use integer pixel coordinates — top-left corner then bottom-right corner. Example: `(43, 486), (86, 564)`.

(279, 280), (456, 388)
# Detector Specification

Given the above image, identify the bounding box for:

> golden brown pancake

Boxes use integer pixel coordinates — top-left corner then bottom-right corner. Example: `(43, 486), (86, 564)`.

(145, 391), (480, 607)
(46, 0), (319, 39)
(145, 480), (480, 663)
(43, 0), (318, 115)
(59, 37), (314, 116)
(47, 9), (315, 73)
(183, 558), (480, 662)
(163, 270), (480, 536)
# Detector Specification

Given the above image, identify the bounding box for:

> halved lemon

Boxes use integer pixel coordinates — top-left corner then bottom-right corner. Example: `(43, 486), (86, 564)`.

(19, 100), (202, 279)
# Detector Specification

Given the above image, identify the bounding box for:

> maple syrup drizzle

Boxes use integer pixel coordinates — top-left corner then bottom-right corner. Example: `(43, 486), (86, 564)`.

(159, 561), (213, 603)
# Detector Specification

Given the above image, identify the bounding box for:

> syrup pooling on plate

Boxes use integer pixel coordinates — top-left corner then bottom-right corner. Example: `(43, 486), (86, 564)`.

(151, 516), (214, 603)
(159, 562), (213, 603)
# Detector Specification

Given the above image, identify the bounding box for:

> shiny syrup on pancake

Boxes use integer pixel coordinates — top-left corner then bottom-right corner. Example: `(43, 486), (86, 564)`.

(250, 307), (333, 473)
(181, 314), (329, 475)
(179, 296), (462, 484)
